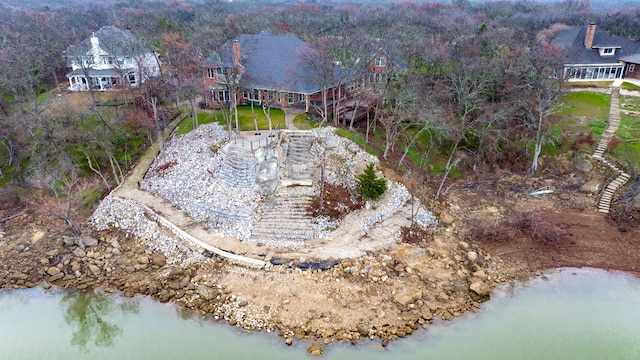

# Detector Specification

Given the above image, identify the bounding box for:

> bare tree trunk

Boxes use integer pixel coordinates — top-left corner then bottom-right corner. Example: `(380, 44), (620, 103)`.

(233, 92), (240, 134)
(530, 113), (545, 173)
(323, 90), (329, 125)
(262, 105), (273, 133)
(435, 138), (461, 199)
(50, 69), (61, 94)
(191, 97), (198, 130)
(365, 110), (371, 144)
(398, 127), (428, 170)
(151, 96), (164, 150)
(349, 97), (360, 131)
(83, 151), (110, 189)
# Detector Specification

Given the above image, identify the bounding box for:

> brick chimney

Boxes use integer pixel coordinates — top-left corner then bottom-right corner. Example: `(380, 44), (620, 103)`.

(584, 23), (596, 49)
(232, 39), (244, 75)
(232, 40), (241, 65)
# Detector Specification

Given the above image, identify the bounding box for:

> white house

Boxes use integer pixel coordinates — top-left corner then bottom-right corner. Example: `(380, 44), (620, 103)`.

(65, 26), (160, 91)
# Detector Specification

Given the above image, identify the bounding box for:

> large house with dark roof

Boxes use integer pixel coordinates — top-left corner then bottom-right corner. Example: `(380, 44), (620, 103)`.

(551, 24), (640, 81)
(363, 47), (407, 94)
(202, 31), (342, 112)
(64, 26), (160, 91)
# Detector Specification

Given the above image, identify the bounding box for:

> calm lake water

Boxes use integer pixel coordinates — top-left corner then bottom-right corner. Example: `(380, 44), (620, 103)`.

(1, 268), (639, 360)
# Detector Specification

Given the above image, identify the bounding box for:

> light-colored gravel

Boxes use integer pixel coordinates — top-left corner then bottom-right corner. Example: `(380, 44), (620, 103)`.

(92, 123), (438, 259)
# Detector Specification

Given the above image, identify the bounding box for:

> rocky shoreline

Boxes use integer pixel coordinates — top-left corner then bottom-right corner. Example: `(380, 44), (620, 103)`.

(0, 213), (505, 350)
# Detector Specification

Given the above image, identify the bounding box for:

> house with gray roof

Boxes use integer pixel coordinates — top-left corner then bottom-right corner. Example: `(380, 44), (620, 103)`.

(551, 24), (640, 81)
(64, 26), (160, 91)
(202, 31), (342, 113)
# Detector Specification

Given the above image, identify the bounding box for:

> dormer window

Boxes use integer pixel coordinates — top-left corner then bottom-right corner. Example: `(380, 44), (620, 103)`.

(375, 57), (386, 67)
(600, 48), (615, 56)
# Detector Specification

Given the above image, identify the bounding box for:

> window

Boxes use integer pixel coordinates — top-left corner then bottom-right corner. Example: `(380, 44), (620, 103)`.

(375, 57), (386, 67)
(216, 68), (224, 76)
(630, 64), (635, 72)
(242, 89), (258, 102)
(603, 48), (614, 55)
(207, 68), (214, 78)
(374, 73), (382, 83)
(211, 89), (229, 102)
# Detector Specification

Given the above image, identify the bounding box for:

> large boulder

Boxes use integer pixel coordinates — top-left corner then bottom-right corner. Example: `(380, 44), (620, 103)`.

(393, 290), (423, 307)
(470, 279), (492, 297)
(580, 180), (602, 194)
(46, 267), (61, 276)
(196, 284), (217, 301)
(307, 342), (325, 357)
(80, 236), (99, 247)
(573, 154), (593, 173)
(151, 253), (167, 267)
(439, 211), (454, 226)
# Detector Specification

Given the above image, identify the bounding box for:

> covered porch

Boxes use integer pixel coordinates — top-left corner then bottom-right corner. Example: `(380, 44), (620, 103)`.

(563, 64), (625, 81)
(66, 68), (135, 91)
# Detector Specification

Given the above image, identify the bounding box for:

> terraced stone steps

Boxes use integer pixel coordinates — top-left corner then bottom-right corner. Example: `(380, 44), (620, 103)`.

(286, 132), (316, 180)
(218, 147), (257, 188)
(251, 193), (315, 244)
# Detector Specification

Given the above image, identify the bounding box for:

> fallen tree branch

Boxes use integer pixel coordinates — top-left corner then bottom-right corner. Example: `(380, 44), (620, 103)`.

(0, 209), (26, 222)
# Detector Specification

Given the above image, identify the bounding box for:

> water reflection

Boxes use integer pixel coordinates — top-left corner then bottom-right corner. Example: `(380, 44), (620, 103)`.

(1, 269), (639, 360)
(60, 290), (140, 351)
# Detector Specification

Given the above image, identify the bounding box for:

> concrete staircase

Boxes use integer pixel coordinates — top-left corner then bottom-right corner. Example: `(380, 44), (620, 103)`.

(286, 132), (315, 180)
(218, 147), (257, 188)
(251, 189), (315, 245)
(591, 87), (631, 214)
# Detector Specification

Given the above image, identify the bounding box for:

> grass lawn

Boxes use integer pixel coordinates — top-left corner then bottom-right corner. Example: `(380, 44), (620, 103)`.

(612, 113), (640, 168)
(293, 113), (317, 130)
(555, 92), (610, 137)
(176, 106), (285, 135)
(621, 96), (640, 111)
(334, 128), (378, 156)
(565, 81), (614, 88)
(621, 82), (640, 90)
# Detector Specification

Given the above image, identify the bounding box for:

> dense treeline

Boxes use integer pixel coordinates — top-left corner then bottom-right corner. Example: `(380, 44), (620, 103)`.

(0, 0), (639, 230)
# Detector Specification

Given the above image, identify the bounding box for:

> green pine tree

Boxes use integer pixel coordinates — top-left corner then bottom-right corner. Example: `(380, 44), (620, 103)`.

(356, 163), (388, 201)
